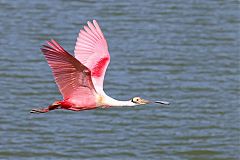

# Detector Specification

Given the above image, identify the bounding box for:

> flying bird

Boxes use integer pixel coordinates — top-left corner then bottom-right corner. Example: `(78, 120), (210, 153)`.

(31, 20), (169, 113)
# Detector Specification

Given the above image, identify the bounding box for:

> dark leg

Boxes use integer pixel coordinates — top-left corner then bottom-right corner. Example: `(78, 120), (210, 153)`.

(30, 101), (61, 113)
(30, 107), (51, 113)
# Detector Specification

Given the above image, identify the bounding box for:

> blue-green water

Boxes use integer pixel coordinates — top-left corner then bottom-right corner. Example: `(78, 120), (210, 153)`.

(0, 0), (239, 159)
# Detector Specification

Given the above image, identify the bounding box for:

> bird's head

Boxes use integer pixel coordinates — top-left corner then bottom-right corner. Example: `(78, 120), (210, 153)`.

(130, 96), (170, 106)
(131, 97), (150, 105)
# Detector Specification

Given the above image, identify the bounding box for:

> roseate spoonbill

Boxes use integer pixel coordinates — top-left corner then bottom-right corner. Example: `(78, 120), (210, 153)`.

(30, 20), (169, 113)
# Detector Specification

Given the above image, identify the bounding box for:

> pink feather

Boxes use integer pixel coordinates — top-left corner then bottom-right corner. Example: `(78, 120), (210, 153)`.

(30, 20), (161, 114)
(41, 40), (97, 107)
(74, 20), (110, 93)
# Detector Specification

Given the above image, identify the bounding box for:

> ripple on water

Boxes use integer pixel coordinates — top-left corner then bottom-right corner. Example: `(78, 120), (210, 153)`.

(0, 0), (239, 159)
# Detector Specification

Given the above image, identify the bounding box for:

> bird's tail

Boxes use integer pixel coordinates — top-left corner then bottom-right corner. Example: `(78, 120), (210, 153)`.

(30, 101), (61, 113)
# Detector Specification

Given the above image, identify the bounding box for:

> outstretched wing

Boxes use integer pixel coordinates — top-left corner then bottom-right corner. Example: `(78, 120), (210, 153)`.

(74, 20), (110, 94)
(41, 40), (96, 104)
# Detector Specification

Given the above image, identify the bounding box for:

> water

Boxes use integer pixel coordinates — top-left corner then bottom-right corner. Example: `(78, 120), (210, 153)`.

(0, 0), (239, 159)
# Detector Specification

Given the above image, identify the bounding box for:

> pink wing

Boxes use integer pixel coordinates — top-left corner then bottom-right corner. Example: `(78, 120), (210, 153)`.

(41, 40), (97, 106)
(74, 20), (110, 93)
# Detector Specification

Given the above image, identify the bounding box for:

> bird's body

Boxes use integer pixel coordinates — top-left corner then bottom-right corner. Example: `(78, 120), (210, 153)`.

(31, 20), (169, 113)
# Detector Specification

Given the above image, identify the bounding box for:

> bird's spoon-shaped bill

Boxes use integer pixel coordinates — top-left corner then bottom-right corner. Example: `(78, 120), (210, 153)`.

(139, 98), (170, 105)
(154, 100), (170, 105)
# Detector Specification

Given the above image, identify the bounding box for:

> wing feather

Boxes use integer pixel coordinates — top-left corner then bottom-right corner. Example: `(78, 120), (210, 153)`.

(41, 39), (96, 103)
(74, 20), (110, 94)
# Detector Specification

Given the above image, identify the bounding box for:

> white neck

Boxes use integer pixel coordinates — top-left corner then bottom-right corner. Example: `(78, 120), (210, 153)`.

(102, 94), (137, 107)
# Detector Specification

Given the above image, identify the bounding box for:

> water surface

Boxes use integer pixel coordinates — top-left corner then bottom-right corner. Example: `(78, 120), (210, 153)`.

(0, 0), (239, 159)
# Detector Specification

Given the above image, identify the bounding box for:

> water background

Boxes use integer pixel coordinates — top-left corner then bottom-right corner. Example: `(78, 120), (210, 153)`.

(0, 0), (239, 159)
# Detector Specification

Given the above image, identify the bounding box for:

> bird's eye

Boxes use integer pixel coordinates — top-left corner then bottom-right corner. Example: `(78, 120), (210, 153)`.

(131, 97), (140, 103)
(132, 98), (136, 103)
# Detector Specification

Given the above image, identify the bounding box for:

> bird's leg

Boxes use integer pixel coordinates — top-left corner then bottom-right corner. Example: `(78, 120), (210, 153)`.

(30, 107), (50, 113)
(30, 100), (61, 113)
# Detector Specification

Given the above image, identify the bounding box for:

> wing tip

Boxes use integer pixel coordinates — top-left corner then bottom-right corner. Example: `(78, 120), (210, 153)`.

(93, 19), (97, 24)
(41, 39), (66, 53)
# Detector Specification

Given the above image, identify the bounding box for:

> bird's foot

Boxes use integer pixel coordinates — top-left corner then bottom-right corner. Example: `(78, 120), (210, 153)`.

(30, 108), (49, 113)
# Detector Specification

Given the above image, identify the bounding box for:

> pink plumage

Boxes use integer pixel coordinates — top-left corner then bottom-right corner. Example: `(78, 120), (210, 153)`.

(74, 20), (110, 94)
(41, 40), (97, 110)
(30, 20), (168, 113)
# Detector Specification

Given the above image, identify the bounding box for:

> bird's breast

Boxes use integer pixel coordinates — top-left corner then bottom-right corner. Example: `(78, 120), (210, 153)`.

(96, 94), (107, 107)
